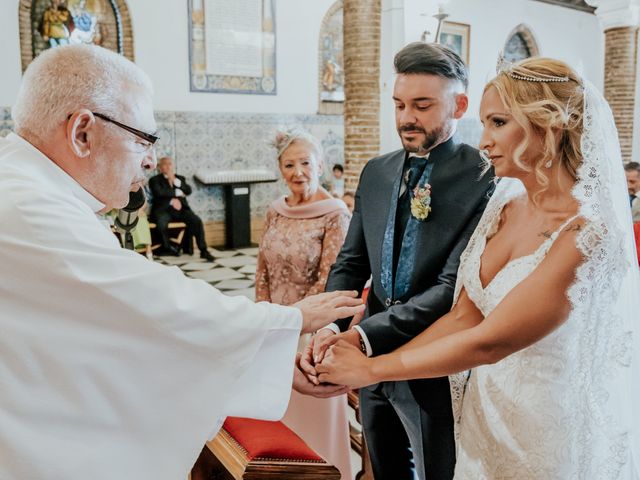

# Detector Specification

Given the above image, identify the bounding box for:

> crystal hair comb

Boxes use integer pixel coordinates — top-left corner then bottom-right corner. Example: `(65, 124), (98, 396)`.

(496, 52), (569, 83)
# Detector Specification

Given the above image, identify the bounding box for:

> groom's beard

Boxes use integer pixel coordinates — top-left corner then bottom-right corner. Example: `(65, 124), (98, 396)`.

(398, 123), (451, 154)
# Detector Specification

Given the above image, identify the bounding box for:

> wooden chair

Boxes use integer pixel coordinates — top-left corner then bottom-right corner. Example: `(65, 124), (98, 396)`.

(148, 221), (187, 252)
(190, 417), (340, 480)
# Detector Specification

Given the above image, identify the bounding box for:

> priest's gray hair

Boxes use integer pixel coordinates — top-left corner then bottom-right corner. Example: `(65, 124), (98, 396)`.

(12, 44), (153, 142)
(271, 127), (323, 161)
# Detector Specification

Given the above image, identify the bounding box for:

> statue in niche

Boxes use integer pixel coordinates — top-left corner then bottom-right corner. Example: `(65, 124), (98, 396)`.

(319, 4), (345, 103)
(40, 0), (74, 48)
(69, 0), (103, 45)
(322, 58), (341, 92)
(21, 0), (132, 72)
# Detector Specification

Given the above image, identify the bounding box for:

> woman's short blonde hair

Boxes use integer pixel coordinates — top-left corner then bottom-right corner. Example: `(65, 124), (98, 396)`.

(271, 127), (323, 162)
(485, 57), (584, 194)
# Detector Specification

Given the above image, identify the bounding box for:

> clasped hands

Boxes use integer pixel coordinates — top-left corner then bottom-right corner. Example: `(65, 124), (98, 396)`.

(292, 307), (376, 396)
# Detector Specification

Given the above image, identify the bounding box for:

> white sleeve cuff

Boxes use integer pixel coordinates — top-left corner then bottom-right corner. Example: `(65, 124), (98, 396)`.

(353, 325), (373, 357)
(320, 323), (341, 335)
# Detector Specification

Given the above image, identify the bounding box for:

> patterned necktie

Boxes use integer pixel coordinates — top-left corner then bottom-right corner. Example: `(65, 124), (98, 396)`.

(406, 156), (428, 191)
(393, 156), (429, 280)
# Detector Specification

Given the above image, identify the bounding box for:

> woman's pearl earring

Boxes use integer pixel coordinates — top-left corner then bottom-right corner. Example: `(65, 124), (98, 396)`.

(545, 159), (552, 168)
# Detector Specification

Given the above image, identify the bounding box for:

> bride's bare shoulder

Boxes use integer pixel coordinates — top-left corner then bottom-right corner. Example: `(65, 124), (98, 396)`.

(497, 194), (528, 225)
(546, 216), (587, 268)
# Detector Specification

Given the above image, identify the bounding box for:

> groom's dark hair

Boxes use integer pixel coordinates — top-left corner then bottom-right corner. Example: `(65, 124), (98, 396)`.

(394, 42), (469, 90)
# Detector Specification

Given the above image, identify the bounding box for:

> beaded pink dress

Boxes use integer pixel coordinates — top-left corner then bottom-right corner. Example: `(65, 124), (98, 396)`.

(256, 195), (352, 479)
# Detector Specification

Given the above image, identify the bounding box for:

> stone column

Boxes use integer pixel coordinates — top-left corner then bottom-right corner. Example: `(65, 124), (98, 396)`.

(587, 0), (640, 162)
(343, 0), (381, 190)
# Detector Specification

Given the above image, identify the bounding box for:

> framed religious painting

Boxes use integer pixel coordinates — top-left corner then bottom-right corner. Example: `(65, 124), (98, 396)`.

(188, 0), (277, 95)
(18, 0), (134, 72)
(438, 21), (470, 65)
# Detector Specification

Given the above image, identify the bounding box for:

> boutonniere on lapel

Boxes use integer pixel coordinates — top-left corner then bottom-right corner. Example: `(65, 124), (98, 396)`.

(410, 183), (432, 221)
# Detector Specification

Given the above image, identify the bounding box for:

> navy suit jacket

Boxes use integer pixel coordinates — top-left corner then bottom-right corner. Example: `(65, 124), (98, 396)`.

(325, 136), (494, 412)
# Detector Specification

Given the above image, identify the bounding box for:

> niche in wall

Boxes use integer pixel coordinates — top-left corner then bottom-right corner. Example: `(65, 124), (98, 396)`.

(318, 0), (344, 115)
(19, 0), (134, 72)
(504, 24), (539, 62)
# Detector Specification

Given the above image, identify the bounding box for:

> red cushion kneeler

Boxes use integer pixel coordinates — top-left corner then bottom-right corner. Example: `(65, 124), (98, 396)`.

(223, 417), (323, 462)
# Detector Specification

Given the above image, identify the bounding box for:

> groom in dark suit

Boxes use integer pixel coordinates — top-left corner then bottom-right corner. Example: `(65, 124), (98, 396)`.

(303, 43), (494, 479)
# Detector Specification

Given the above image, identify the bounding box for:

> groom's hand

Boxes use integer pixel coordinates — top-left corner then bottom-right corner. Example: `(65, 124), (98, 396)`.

(299, 329), (336, 385)
(292, 353), (349, 398)
(294, 291), (364, 335)
(316, 329), (362, 364)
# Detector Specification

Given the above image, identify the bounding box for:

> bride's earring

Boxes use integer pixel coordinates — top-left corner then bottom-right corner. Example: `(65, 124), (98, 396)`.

(545, 159), (552, 168)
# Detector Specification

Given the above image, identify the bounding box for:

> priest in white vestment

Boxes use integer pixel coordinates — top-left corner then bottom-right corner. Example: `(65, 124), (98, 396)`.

(0, 44), (361, 480)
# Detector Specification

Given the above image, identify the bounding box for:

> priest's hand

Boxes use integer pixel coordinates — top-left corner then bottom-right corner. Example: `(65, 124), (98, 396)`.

(292, 353), (349, 398)
(294, 290), (364, 335)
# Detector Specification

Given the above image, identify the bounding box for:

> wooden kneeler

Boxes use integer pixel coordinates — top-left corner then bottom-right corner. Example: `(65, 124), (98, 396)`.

(191, 417), (341, 480)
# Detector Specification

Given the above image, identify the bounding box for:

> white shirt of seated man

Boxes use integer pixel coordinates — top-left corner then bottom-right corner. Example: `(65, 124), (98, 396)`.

(0, 44), (362, 480)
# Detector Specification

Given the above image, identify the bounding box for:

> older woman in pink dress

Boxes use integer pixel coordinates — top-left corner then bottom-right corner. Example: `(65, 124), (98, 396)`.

(255, 128), (352, 478)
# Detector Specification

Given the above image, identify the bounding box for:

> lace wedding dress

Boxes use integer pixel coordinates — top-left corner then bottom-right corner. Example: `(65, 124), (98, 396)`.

(449, 81), (640, 479)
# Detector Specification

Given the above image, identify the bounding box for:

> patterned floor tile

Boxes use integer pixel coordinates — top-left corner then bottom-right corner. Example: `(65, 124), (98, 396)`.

(207, 248), (240, 258)
(236, 247), (260, 256)
(215, 256), (257, 268)
(187, 268), (245, 282)
(155, 255), (191, 265)
(181, 262), (218, 271)
(238, 265), (257, 274)
(214, 279), (255, 290)
(225, 288), (256, 300)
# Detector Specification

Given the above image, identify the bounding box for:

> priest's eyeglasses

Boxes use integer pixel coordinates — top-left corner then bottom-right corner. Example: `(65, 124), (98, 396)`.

(67, 112), (159, 145)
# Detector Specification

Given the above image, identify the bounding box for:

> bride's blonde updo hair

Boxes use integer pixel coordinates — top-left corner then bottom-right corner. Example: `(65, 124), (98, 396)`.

(486, 57), (584, 192)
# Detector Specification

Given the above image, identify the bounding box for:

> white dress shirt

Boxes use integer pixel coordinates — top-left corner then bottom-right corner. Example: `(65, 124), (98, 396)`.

(0, 133), (302, 480)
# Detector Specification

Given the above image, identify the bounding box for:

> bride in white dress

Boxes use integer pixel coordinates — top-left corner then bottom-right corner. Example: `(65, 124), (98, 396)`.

(316, 57), (640, 479)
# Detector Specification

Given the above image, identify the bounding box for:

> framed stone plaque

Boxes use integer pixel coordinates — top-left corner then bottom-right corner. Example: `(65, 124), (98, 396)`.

(188, 0), (277, 95)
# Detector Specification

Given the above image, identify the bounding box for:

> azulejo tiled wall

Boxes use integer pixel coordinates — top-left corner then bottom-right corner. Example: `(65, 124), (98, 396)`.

(0, 106), (483, 221)
(152, 111), (346, 222)
(0, 108), (12, 138)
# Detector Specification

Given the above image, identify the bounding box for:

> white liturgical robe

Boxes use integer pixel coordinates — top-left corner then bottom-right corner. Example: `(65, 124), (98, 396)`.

(0, 133), (303, 479)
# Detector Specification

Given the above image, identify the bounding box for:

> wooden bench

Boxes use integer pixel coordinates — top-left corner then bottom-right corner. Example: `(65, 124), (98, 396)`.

(191, 417), (340, 480)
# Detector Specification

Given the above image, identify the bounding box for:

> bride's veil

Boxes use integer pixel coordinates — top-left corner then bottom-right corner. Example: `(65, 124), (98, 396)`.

(571, 79), (640, 476)
(467, 77), (640, 476)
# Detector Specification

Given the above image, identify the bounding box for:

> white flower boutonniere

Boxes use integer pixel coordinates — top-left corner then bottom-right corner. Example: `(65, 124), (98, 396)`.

(410, 184), (432, 221)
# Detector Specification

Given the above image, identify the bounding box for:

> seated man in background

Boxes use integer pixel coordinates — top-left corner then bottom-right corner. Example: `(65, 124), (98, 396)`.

(149, 156), (214, 260)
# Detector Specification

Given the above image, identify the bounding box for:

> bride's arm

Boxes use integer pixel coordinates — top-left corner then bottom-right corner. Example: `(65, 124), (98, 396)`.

(317, 226), (583, 387)
(393, 288), (484, 353)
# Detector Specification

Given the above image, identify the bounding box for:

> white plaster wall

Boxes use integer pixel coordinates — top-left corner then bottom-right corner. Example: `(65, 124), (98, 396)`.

(380, 0), (604, 153)
(0, 1), (23, 107)
(0, 0), (335, 113)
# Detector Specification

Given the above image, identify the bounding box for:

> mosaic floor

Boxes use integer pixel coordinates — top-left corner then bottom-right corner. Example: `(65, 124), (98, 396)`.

(155, 247), (259, 300)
